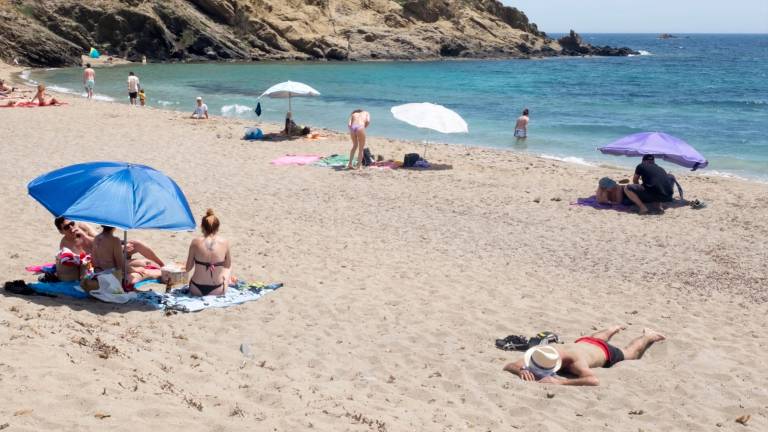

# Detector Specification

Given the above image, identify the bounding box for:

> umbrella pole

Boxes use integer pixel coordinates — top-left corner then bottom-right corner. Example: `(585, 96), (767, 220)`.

(288, 95), (292, 138)
(123, 231), (128, 290)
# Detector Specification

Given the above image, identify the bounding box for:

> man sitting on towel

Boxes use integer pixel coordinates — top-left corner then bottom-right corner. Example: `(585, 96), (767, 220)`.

(503, 325), (665, 386)
(87, 225), (165, 290)
(55, 217), (97, 281)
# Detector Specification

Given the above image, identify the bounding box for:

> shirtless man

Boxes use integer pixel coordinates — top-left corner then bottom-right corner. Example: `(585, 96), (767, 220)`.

(514, 108), (529, 141)
(54, 217), (96, 281)
(504, 325), (666, 386)
(83, 63), (95, 100)
(91, 226), (165, 287)
(347, 109), (371, 169)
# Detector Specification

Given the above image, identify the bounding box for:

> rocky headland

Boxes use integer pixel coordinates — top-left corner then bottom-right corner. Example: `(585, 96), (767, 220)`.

(0, 0), (637, 67)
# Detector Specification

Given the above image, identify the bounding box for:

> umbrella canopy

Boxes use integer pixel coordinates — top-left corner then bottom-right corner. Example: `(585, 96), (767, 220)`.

(598, 132), (708, 170)
(28, 161), (195, 231)
(260, 81), (320, 99)
(390, 103), (469, 134)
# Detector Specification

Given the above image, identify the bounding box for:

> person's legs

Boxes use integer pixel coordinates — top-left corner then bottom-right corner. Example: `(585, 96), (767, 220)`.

(355, 130), (366, 169)
(126, 239), (164, 266)
(621, 328), (666, 360)
(347, 131), (358, 169)
(590, 324), (626, 341)
(624, 185), (650, 214)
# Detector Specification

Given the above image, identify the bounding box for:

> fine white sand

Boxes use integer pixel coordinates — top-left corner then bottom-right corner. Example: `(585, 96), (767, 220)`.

(1, 63), (767, 431)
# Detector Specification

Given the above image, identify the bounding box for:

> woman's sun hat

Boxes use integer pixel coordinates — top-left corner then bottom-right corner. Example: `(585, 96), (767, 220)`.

(523, 345), (562, 376)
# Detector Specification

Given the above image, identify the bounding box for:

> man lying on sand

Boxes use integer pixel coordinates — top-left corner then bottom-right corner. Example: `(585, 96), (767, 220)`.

(504, 325), (665, 386)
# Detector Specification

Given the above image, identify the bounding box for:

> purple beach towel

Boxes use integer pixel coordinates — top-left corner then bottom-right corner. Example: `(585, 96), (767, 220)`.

(570, 196), (634, 212)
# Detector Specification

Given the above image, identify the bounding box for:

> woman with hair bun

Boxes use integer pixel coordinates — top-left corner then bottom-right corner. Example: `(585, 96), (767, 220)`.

(185, 209), (232, 296)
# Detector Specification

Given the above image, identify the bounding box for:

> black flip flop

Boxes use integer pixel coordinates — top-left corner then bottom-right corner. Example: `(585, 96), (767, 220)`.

(495, 335), (530, 351)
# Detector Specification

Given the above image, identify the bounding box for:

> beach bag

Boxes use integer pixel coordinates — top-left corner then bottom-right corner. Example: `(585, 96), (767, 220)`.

(403, 153), (420, 168)
(362, 148), (374, 166)
(244, 127), (263, 140)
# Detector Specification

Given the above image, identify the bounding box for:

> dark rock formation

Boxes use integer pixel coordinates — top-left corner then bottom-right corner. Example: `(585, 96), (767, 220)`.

(0, 1), (638, 67)
(558, 30), (639, 57)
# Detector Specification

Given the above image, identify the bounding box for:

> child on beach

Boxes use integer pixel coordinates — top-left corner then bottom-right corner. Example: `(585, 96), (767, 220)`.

(191, 96), (208, 119)
(139, 89), (146, 106)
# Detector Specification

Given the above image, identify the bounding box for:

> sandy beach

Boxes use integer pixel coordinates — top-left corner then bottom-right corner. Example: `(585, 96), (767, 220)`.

(1, 62), (767, 431)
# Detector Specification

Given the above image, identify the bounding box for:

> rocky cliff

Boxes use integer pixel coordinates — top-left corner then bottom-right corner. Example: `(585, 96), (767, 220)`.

(0, 0), (636, 67)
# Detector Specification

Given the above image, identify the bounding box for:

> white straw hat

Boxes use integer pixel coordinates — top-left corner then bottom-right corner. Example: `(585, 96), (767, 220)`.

(524, 345), (562, 373)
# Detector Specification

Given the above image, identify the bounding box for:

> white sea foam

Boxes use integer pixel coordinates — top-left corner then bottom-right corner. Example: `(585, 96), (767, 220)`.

(47, 84), (76, 94)
(540, 154), (595, 167)
(18, 69), (33, 83)
(156, 100), (179, 106)
(221, 104), (252, 116)
(92, 94), (115, 102)
(638, 50), (652, 56)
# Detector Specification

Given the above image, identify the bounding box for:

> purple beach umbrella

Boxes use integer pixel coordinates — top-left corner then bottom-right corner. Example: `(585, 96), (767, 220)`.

(598, 132), (708, 170)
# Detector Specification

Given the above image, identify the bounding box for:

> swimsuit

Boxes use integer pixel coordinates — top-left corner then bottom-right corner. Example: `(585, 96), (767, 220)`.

(57, 247), (91, 267)
(514, 128), (527, 138)
(86, 79), (95, 90)
(574, 337), (625, 368)
(190, 258), (227, 296)
(349, 124), (365, 132)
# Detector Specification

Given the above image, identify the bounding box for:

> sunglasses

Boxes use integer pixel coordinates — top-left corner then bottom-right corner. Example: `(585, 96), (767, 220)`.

(61, 221), (76, 230)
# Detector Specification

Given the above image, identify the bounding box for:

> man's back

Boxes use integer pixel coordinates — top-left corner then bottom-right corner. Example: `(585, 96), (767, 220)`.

(635, 163), (673, 197)
(84, 68), (95, 80)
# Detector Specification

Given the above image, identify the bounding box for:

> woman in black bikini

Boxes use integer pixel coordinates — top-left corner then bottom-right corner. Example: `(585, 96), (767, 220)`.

(185, 208), (232, 296)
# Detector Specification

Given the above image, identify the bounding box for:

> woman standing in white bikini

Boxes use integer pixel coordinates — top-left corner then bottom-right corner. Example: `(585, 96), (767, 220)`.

(347, 109), (371, 169)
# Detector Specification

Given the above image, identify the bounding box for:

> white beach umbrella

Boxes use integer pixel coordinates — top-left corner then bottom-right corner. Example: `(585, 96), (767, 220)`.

(391, 102), (468, 157)
(260, 80), (321, 113)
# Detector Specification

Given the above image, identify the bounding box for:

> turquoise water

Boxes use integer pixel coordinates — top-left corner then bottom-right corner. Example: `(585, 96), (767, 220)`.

(28, 34), (768, 179)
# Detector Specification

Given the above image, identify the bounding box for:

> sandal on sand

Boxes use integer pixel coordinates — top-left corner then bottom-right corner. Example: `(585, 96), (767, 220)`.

(4, 280), (35, 295)
(495, 335), (529, 351)
(528, 331), (560, 346)
(689, 199), (707, 209)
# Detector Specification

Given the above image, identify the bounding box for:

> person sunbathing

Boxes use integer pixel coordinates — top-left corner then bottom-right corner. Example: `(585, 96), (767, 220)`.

(29, 83), (61, 106)
(0, 79), (14, 94)
(596, 177), (633, 206)
(185, 208), (231, 296)
(90, 226), (165, 288)
(503, 325), (666, 386)
(54, 217), (96, 281)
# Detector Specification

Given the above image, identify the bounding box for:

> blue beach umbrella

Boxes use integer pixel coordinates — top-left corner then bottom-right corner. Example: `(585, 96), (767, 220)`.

(28, 161), (195, 231)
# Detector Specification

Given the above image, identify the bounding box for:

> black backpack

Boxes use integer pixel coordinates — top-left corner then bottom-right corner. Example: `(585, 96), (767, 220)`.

(362, 148), (374, 166)
(403, 153), (420, 168)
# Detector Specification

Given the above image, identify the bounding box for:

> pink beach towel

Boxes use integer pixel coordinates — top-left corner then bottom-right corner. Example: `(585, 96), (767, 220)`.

(270, 155), (322, 166)
(26, 263), (56, 273)
(0, 101), (67, 108)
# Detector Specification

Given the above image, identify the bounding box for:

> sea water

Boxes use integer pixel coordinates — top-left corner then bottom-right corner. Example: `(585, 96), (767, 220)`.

(27, 34), (768, 179)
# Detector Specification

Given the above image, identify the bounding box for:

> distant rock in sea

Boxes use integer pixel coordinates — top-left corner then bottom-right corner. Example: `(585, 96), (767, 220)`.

(658, 33), (678, 39)
(0, 1), (639, 67)
(558, 30), (639, 57)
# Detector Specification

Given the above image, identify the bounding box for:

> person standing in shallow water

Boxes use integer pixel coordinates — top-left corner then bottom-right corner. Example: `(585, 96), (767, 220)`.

(514, 108), (529, 141)
(127, 71), (140, 106)
(347, 109), (371, 169)
(82, 63), (95, 100)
